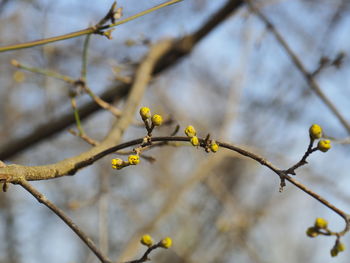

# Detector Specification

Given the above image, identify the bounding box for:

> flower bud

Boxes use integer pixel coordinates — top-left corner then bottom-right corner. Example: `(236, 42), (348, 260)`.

(331, 247), (338, 257)
(317, 140), (331, 152)
(210, 141), (219, 152)
(160, 237), (172, 249)
(128, 155), (140, 165)
(306, 227), (318, 238)
(111, 158), (124, 169)
(151, 114), (163, 126)
(190, 136), (199, 146)
(314, 218), (328, 229)
(184, 125), (196, 137)
(309, 124), (322, 140)
(140, 234), (153, 247)
(140, 107), (151, 120)
(336, 242), (346, 252)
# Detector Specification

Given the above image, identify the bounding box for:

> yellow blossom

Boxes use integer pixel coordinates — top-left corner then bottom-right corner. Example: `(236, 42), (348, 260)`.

(140, 234), (153, 247)
(190, 136), (199, 146)
(160, 237), (172, 249)
(184, 125), (196, 137)
(111, 158), (124, 169)
(314, 218), (328, 229)
(330, 242), (345, 257)
(317, 140), (331, 152)
(151, 114), (163, 126)
(309, 124), (323, 140)
(140, 107), (151, 120)
(210, 141), (219, 152)
(336, 242), (346, 252)
(128, 155), (140, 165)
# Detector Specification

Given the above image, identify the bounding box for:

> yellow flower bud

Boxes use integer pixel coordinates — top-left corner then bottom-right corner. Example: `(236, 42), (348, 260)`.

(309, 124), (322, 140)
(140, 107), (151, 120)
(306, 227), (318, 238)
(331, 247), (339, 257)
(314, 218), (328, 229)
(160, 237), (172, 249)
(210, 141), (219, 152)
(185, 125), (196, 137)
(336, 242), (346, 252)
(151, 114), (163, 126)
(128, 155), (140, 165)
(317, 140), (331, 152)
(111, 158), (124, 169)
(140, 234), (153, 247)
(190, 136), (199, 146)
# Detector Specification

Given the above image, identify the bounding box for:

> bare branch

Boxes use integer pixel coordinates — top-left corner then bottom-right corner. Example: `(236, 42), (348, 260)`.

(18, 179), (112, 263)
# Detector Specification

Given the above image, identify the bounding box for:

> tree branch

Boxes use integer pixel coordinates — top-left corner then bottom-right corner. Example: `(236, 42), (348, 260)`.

(0, 0), (183, 53)
(18, 179), (113, 263)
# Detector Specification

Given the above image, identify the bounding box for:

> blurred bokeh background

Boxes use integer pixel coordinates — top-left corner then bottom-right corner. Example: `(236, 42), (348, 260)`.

(0, 0), (350, 262)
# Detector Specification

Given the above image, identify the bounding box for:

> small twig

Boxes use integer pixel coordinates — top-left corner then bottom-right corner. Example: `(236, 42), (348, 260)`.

(81, 34), (92, 81)
(123, 243), (162, 263)
(18, 179), (112, 263)
(311, 57), (330, 77)
(11, 60), (75, 84)
(284, 138), (317, 175)
(71, 98), (85, 136)
(11, 59), (122, 118)
(82, 85), (122, 117)
(69, 129), (99, 146)
(0, 0), (183, 53)
(95, 1), (118, 28)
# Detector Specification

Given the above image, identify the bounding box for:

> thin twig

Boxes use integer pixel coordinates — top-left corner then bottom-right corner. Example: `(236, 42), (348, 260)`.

(81, 34), (92, 81)
(11, 60), (75, 84)
(69, 129), (99, 146)
(18, 179), (112, 263)
(0, 0), (183, 53)
(82, 85), (122, 117)
(12, 59), (122, 118)
(71, 98), (85, 135)
(284, 138), (317, 175)
(123, 244), (162, 263)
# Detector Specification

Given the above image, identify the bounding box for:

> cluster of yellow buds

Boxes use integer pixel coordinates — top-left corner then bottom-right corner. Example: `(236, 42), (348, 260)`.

(184, 125), (200, 147)
(331, 241), (346, 257)
(184, 125), (219, 152)
(306, 217), (328, 238)
(139, 107), (163, 127)
(305, 217), (345, 256)
(184, 125), (200, 146)
(140, 235), (173, 249)
(111, 154), (140, 170)
(308, 124), (331, 152)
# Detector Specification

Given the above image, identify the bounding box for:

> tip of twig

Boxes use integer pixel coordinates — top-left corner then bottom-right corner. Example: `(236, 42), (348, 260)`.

(11, 59), (20, 67)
